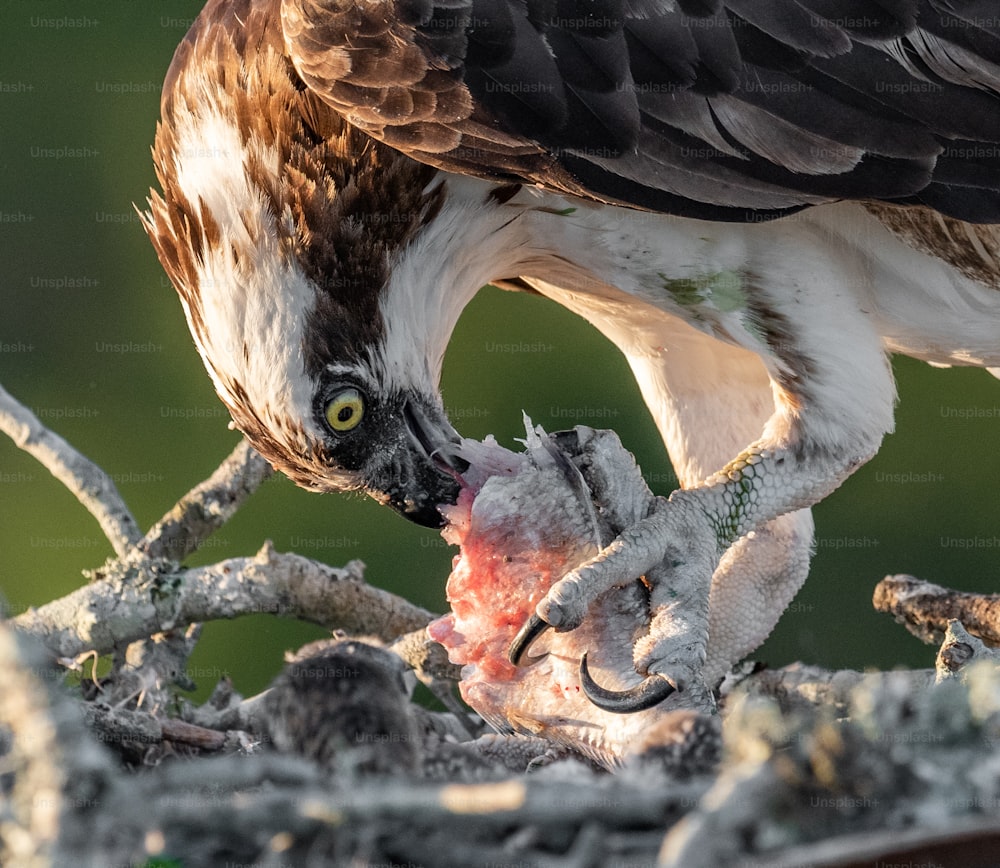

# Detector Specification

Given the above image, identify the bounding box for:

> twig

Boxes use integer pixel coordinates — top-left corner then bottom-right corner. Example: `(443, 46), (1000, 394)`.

(0, 625), (66, 865)
(728, 820), (1000, 868)
(120, 438), (271, 721)
(935, 620), (1000, 681)
(0, 625), (115, 867)
(11, 543), (435, 659)
(81, 703), (233, 754)
(137, 438), (273, 563)
(0, 382), (142, 558)
(873, 574), (1000, 646)
(390, 628), (475, 732)
(660, 762), (783, 868)
(723, 661), (935, 716)
(180, 678), (271, 733)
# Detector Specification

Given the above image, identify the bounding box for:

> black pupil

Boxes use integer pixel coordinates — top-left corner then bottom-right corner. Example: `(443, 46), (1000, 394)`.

(337, 405), (354, 423)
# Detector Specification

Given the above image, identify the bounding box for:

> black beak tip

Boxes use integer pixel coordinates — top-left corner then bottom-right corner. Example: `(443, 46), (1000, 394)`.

(387, 471), (462, 528)
(396, 499), (447, 528)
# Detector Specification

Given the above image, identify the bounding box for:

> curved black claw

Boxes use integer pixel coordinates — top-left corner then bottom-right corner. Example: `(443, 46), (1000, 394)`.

(578, 652), (677, 713)
(508, 614), (551, 666)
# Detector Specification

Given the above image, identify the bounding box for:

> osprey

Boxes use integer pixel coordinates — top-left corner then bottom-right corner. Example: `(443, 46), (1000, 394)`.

(143, 0), (1000, 709)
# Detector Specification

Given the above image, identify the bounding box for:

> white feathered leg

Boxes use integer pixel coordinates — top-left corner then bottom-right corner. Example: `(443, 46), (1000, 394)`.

(625, 319), (817, 687)
(522, 253), (896, 702)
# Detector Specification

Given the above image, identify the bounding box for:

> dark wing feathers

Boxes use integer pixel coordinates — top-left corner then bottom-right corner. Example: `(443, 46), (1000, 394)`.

(812, 42), (1000, 141)
(794, 0), (917, 40)
(282, 0), (1000, 222)
(723, 0), (853, 58)
(681, 9), (743, 92)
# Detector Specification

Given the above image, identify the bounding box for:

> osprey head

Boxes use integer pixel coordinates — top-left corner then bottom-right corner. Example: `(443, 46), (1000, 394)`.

(141, 32), (466, 526)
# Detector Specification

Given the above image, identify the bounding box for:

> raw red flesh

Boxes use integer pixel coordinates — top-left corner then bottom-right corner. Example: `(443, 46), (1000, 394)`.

(427, 427), (677, 768)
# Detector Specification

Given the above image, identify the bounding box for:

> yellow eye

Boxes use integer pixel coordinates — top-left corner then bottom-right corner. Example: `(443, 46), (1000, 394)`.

(324, 388), (364, 433)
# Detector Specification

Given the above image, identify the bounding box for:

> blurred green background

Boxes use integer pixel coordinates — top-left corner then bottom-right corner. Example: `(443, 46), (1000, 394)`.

(1, 0), (998, 701)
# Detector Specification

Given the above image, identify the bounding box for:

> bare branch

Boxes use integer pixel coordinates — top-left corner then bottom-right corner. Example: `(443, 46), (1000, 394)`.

(390, 628), (474, 730)
(11, 544), (435, 659)
(873, 574), (1000, 646)
(0, 625), (116, 867)
(0, 626), (66, 865)
(81, 703), (234, 754)
(0, 382), (142, 558)
(182, 681), (271, 733)
(137, 438), (273, 563)
(723, 661), (935, 716)
(935, 620), (1000, 681)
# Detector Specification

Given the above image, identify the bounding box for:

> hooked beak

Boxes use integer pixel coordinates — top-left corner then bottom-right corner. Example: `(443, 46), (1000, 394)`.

(380, 398), (467, 528)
